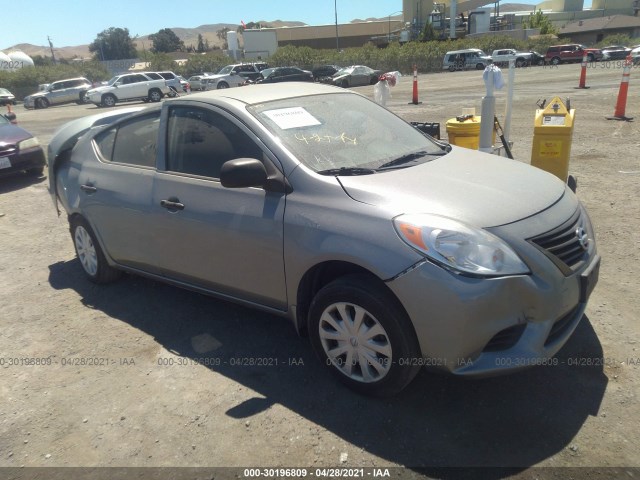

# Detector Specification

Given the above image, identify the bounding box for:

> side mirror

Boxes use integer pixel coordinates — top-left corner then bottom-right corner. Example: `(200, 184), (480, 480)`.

(220, 158), (267, 188)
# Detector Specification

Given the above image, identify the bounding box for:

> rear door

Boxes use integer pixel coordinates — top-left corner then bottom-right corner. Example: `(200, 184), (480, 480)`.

(77, 110), (161, 271)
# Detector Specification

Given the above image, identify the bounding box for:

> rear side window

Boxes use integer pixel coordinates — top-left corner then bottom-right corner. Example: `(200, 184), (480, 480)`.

(94, 112), (161, 168)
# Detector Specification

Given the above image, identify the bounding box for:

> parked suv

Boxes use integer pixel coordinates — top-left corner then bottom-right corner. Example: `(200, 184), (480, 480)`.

(85, 73), (171, 107)
(545, 44), (603, 65)
(205, 63), (269, 89)
(443, 49), (492, 71)
(156, 71), (182, 96)
(23, 77), (92, 109)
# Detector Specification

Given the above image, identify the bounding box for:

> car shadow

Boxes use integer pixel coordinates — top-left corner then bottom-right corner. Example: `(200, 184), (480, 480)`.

(0, 172), (46, 194)
(48, 260), (607, 472)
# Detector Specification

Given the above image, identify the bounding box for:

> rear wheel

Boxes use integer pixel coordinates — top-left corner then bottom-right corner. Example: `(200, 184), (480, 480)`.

(148, 89), (163, 102)
(308, 274), (422, 397)
(587, 53), (595, 62)
(551, 56), (561, 65)
(475, 63), (485, 70)
(340, 79), (349, 88)
(515, 58), (525, 67)
(70, 216), (121, 284)
(101, 94), (117, 107)
(76, 91), (88, 104)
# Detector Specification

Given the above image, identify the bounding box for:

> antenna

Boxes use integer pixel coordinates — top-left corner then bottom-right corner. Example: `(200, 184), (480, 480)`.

(47, 36), (56, 64)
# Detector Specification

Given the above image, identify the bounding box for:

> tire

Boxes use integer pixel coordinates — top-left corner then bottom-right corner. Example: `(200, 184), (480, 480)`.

(476, 63), (485, 70)
(36, 97), (49, 109)
(76, 91), (88, 104)
(551, 56), (561, 65)
(587, 54), (595, 62)
(70, 216), (121, 284)
(167, 87), (178, 98)
(101, 94), (117, 107)
(308, 274), (421, 397)
(26, 166), (44, 176)
(216, 81), (229, 89)
(515, 58), (525, 68)
(537, 58), (545, 66)
(369, 76), (378, 85)
(448, 65), (455, 72)
(340, 79), (349, 88)
(148, 89), (163, 102)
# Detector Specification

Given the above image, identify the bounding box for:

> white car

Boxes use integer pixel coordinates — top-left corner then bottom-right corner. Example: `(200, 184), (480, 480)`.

(631, 46), (640, 64)
(204, 63), (269, 89)
(85, 73), (171, 107)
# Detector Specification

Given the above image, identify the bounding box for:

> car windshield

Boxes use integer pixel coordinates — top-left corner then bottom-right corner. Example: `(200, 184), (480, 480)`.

(261, 68), (275, 78)
(106, 76), (122, 86)
(217, 66), (234, 75)
(0, 88), (10, 95)
(0, 114), (9, 126)
(249, 93), (445, 173)
(334, 67), (355, 76)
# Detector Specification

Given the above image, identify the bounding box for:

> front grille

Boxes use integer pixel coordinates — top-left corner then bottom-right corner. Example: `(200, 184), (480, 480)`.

(529, 208), (588, 273)
(545, 305), (580, 346)
(483, 324), (526, 352)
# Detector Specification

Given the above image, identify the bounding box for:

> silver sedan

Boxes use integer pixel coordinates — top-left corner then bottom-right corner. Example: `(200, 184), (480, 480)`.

(48, 83), (599, 396)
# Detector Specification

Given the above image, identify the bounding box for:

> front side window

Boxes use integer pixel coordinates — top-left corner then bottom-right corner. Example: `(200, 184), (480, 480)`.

(94, 112), (160, 167)
(166, 107), (263, 179)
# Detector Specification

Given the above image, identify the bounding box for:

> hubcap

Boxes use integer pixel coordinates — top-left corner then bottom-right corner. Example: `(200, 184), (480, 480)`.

(319, 302), (392, 383)
(74, 226), (98, 276)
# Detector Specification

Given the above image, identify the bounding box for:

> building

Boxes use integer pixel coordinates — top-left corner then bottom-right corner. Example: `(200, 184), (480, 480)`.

(557, 14), (640, 43)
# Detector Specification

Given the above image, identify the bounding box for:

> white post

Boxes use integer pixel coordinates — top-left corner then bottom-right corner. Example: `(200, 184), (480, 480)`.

(503, 58), (516, 144)
(479, 66), (495, 153)
(449, 0), (457, 39)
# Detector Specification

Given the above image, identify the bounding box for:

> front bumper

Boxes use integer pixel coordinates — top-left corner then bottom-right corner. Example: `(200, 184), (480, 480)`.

(0, 147), (46, 176)
(387, 200), (599, 377)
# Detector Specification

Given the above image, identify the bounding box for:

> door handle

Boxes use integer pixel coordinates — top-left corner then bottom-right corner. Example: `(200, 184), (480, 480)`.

(80, 184), (97, 193)
(160, 199), (185, 211)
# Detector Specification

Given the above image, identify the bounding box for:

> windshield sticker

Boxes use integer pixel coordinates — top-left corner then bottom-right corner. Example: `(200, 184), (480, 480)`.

(295, 133), (357, 145)
(263, 107), (321, 130)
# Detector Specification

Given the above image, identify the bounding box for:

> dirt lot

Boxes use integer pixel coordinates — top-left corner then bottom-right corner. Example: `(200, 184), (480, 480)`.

(1, 63), (639, 478)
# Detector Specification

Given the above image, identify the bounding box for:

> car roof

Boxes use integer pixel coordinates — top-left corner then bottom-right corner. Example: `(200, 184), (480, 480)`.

(172, 82), (349, 106)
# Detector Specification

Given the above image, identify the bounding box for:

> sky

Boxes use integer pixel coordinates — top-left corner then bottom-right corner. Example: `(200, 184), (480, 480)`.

(0, 0), (405, 50)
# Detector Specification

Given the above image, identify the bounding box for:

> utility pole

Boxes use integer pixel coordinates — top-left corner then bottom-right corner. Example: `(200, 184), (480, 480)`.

(47, 36), (56, 63)
(334, 0), (340, 52)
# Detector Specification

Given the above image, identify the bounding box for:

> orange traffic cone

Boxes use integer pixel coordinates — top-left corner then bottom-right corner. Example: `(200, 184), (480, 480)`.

(575, 53), (589, 89)
(607, 55), (634, 121)
(408, 64), (422, 105)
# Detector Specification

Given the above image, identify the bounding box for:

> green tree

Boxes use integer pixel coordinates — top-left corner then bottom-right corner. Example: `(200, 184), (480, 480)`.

(89, 27), (138, 60)
(196, 34), (209, 53)
(216, 27), (230, 49)
(522, 10), (558, 35)
(149, 28), (185, 53)
(420, 22), (438, 42)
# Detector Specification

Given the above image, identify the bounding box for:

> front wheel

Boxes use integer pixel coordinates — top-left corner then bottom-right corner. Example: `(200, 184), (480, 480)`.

(101, 94), (117, 107)
(551, 56), (561, 65)
(308, 274), (421, 397)
(36, 97), (49, 109)
(216, 81), (229, 89)
(70, 216), (121, 284)
(476, 63), (485, 70)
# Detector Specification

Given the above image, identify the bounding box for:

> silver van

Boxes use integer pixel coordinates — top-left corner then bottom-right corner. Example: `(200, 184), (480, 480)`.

(443, 49), (492, 71)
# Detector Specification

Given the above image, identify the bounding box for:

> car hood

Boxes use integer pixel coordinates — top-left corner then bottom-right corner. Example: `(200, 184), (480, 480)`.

(86, 86), (113, 94)
(336, 146), (567, 228)
(0, 123), (33, 145)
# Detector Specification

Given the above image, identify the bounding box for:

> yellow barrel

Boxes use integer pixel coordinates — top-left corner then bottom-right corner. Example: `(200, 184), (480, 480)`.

(530, 97), (575, 182)
(446, 116), (491, 150)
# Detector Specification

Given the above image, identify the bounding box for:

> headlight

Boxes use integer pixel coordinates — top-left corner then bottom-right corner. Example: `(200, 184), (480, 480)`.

(393, 213), (530, 277)
(18, 137), (40, 151)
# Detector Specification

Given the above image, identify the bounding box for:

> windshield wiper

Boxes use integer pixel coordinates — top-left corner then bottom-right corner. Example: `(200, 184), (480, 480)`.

(317, 167), (377, 176)
(377, 150), (445, 171)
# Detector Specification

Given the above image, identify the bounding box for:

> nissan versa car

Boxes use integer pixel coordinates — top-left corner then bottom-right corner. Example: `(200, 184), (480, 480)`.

(48, 83), (600, 396)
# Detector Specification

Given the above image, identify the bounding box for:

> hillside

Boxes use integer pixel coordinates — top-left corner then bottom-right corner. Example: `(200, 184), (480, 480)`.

(3, 20), (306, 59)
